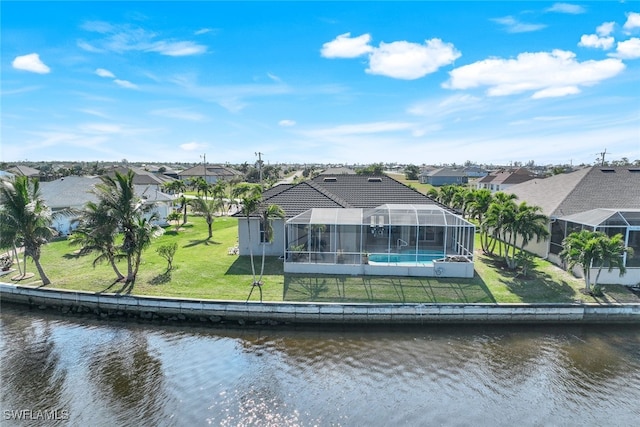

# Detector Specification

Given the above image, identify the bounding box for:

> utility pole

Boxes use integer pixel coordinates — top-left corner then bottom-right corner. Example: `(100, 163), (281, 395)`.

(201, 153), (207, 197)
(597, 148), (608, 166)
(255, 152), (263, 185)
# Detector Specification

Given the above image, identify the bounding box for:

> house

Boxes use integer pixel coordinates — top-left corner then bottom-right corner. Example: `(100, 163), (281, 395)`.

(419, 167), (468, 186)
(236, 174), (475, 278)
(476, 167), (537, 192)
(463, 165), (488, 178)
(39, 176), (175, 235)
(106, 166), (175, 190)
(7, 165), (41, 180)
(504, 166), (640, 286)
(178, 164), (242, 185)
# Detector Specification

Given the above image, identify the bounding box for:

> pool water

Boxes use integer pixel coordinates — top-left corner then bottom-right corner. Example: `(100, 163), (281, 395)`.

(368, 250), (445, 265)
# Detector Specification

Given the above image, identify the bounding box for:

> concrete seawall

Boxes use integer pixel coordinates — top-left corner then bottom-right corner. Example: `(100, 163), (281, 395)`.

(1, 282), (639, 325)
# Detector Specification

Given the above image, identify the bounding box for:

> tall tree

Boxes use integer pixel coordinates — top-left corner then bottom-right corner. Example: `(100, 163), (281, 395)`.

(257, 204), (285, 284)
(237, 183), (263, 288)
(93, 171), (163, 287)
(0, 176), (55, 285)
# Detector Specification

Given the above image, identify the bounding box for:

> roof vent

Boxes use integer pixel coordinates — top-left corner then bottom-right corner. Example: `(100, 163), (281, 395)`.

(600, 168), (615, 173)
(628, 168), (640, 173)
(323, 177), (337, 182)
(367, 177), (383, 182)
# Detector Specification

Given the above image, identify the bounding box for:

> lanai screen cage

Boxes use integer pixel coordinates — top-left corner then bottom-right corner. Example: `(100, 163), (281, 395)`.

(285, 204), (475, 266)
(551, 209), (640, 267)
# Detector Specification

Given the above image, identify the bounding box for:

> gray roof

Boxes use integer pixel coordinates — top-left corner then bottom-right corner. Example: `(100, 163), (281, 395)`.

(426, 167), (467, 177)
(241, 174), (442, 219)
(477, 167), (536, 185)
(39, 176), (99, 209)
(559, 209), (640, 227)
(8, 165), (40, 177)
(40, 176), (174, 209)
(505, 166), (640, 218)
(178, 164), (242, 179)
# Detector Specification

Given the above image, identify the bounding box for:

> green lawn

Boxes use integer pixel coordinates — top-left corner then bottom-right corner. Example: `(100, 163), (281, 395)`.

(5, 216), (639, 304)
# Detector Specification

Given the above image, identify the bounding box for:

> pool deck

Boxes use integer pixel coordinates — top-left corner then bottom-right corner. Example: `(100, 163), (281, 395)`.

(1, 282), (639, 325)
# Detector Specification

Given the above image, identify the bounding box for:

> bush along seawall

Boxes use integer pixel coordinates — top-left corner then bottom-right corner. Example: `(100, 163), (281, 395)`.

(2, 282), (639, 327)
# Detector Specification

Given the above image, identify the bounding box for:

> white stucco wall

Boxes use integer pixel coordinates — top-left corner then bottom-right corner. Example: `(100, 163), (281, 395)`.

(237, 218), (285, 257)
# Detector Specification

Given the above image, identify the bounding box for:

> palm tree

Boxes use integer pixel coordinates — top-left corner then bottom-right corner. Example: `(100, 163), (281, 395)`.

(162, 179), (186, 195)
(0, 176), (55, 285)
(190, 196), (223, 239)
(482, 192), (518, 256)
(69, 201), (124, 282)
(257, 204), (285, 284)
(560, 230), (632, 293)
(237, 183), (263, 287)
(93, 171), (163, 287)
(504, 202), (549, 269)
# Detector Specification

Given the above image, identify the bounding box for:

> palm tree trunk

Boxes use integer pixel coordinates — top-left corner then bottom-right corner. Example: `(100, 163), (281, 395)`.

(110, 258), (125, 281)
(32, 256), (51, 286)
(247, 219), (256, 282)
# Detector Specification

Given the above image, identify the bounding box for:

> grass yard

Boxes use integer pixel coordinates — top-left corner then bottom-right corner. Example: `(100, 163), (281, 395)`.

(5, 216), (639, 304)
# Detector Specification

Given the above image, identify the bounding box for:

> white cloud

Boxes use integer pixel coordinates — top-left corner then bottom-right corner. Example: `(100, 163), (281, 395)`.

(80, 20), (207, 56)
(95, 68), (115, 78)
(579, 34), (614, 50)
(12, 53), (50, 74)
(114, 79), (138, 89)
(302, 121), (414, 139)
(146, 40), (207, 56)
(492, 16), (546, 33)
(195, 28), (214, 35)
(150, 108), (206, 121)
(623, 12), (640, 32)
(321, 33), (373, 58)
(610, 38), (640, 59)
(597, 22), (616, 37)
(366, 39), (461, 80)
(546, 3), (586, 14)
(180, 142), (207, 151)
(279, 119), (296, 127)
(444, 50), (625, 98)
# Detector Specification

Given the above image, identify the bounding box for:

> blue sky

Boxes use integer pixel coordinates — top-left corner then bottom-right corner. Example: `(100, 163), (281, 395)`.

(2, 1), (639, 166)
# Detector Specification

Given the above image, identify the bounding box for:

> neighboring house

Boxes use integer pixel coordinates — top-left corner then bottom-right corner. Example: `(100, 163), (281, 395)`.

(476, 167), (537, 192)
(39, 176), (174, 235)
(504, 166), (640, 286)
(235, 174), (475, 278)
(106, 166), (175, 190)
(7, 165), (41, 180)
(463, 166), (488, 178)
(419, 167), (468, 186)
(178, 164), (242, 185)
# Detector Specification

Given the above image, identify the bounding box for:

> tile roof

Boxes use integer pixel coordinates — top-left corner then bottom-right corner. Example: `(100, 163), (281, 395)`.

(505, 166), (640, 217)
(241, 174), (441, 218)
(479, 167), (536, 185)
(426, 167), (467, 177)
(8, 165), (40, 177)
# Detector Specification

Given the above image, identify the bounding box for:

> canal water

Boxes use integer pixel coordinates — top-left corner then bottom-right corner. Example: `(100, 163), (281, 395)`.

(1, 305), (639, 427)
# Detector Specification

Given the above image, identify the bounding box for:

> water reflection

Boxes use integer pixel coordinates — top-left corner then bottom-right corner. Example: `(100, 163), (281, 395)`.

(1, 306), (639, 426)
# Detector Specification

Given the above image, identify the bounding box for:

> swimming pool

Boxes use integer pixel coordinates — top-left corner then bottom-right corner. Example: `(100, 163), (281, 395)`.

(368, 250), (445, 265)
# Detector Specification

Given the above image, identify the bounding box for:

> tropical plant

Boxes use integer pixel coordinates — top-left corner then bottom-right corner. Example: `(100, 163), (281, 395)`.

(559, 230), (633, 293)
(166, 211), (182, 232)
(162, 179), (186, 195)
(236, 183), (263, 291)
(91, 171), (163, 287)
(190, 196), (223, 239)
(482, 192), (518, 256)
(0, 176), (56, 285)
(69, 200), (125, 282)
(503, 202), (549, 269)
(257, 204), (285, 283)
